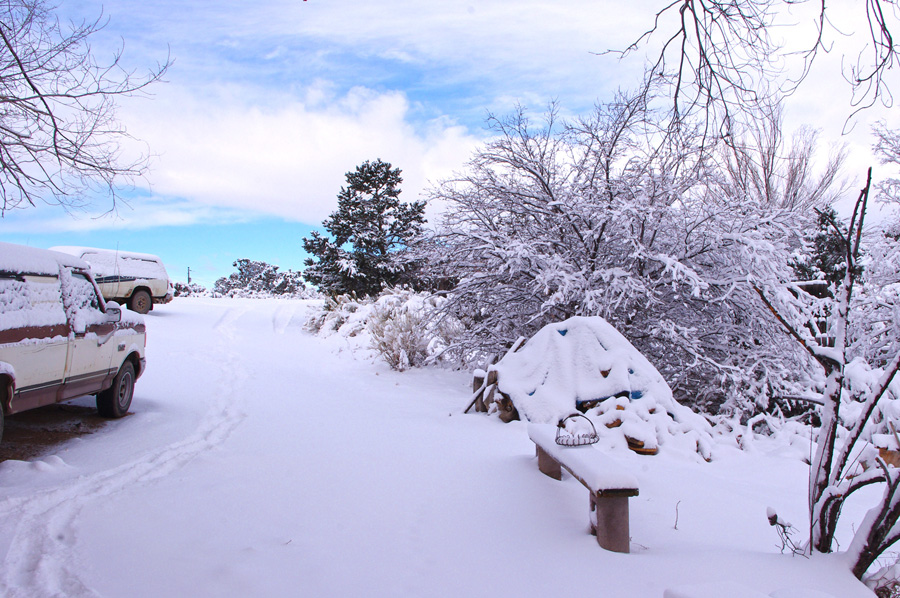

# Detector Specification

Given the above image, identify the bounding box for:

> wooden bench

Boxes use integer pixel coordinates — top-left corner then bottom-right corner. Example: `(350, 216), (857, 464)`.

(528, 424), (639, 553)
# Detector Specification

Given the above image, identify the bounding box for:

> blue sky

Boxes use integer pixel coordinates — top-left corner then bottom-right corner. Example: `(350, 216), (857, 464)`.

(0, 0), (897, 288)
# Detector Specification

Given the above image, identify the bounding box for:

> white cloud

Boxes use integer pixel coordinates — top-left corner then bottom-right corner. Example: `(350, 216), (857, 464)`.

(116, 82), (481, 227)
(23, 0), (900, 236)
(0, 198), (254, 234)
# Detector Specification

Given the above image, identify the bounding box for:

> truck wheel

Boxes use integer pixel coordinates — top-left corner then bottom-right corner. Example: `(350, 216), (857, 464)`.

(129, 290), (152, 314)
(97, 361), (135, 418)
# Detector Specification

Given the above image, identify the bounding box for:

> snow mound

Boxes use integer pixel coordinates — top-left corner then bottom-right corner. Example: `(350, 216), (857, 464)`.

(0, 455), (72, 482)
(491, 316), (713, 459)
(663, 581), (771, 598)
(664, 582), (840, 598)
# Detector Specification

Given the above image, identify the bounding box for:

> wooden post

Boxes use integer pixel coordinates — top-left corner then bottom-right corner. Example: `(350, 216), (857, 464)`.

(536, 445), (562, 480)
(590, 492), (631, 553)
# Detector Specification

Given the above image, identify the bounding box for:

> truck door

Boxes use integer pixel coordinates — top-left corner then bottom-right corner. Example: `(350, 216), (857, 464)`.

(61, 270), (118, 399)
(0, 274), (70, 412)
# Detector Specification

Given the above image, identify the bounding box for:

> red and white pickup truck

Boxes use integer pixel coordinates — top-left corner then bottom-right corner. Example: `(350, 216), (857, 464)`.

(0, 242), (147, 443)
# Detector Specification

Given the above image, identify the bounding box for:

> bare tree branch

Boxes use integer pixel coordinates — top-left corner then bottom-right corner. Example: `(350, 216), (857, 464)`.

(617, 0), (900, 133)
(0, 0), (170, 215)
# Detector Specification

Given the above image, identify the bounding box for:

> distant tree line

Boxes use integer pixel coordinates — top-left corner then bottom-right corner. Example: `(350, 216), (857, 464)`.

(214, 259), (312, 297)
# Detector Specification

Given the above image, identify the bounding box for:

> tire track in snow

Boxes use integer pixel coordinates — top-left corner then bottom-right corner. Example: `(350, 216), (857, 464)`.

(271, 303), (294, 334)
(0, 306), (251, 597)
(272, 301), (312, 334)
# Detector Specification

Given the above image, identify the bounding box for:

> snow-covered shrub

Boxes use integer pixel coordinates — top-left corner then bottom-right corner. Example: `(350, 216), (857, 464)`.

(367, 293), (431, 371)
(366, 289), (462, 371)
(173, 282), (207, 297)
(423, 100), (839, 418)
(305, 289), (463, 370)
(304, 294), (368, 337)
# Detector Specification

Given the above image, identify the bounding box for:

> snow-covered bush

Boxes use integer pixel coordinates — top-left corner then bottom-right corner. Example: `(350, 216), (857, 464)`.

(366, 290), (463, 371)
(367, 293), (431, 371)
(422, 99), (839, 417)
(304, 294), (368, 337)
(173, 282), (207, 297)
(305, 289), (463, 371)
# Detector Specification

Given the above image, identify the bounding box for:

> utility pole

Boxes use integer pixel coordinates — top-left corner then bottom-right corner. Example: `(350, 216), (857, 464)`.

(187, 267), (192, 284)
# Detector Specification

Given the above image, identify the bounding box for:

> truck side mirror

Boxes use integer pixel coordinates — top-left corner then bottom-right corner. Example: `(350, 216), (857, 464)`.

(105, 303), (122, 323)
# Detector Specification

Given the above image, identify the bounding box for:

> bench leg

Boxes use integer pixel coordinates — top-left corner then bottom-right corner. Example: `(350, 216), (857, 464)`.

(590, 493), (630, 553)
(536, 445), (562, 480)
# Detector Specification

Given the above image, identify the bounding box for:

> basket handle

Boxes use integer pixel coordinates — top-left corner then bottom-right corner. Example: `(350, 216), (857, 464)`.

(555, 413), (599, 445)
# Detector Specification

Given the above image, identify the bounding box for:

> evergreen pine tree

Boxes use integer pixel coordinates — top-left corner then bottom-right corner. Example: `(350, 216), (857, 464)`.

(302, 159), (426, 297)
(792, 207), (863, 286)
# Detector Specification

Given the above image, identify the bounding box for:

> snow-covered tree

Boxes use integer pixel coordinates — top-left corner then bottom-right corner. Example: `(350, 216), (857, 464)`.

(302, 159), (426, 298)
(753, 167), (900, 580)
(173, 282), (206, 297)
(792, 207), (864, 286)
(214, 259), (306, 297)
(423, 96), (838, 413)
(621, 0), (899, 134)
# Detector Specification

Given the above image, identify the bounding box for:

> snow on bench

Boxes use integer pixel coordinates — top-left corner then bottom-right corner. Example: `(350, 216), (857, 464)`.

(528, 423), (639, 553)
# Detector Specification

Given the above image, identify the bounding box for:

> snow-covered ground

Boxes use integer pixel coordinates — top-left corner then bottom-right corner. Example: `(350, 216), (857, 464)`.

(0, 298), (877, 597)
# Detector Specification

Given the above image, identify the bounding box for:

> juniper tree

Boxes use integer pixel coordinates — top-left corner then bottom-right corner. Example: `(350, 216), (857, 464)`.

(302, 159), (426, 297)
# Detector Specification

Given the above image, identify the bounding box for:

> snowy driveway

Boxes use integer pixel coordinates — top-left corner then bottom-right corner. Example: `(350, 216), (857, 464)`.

(0, 298), (875, 597)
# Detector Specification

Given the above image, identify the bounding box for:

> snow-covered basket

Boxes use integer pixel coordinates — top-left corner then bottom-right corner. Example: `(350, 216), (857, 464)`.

(555, 413), (600, 446)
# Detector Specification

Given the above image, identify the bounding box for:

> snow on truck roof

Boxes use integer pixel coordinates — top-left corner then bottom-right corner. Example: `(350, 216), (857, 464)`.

(50, 246), (163, 262)
(0, 241), (90, 276)
(51, 246), (169, 279)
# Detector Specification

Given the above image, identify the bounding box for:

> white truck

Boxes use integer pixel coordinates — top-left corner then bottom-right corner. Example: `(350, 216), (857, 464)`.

(51, 247), (174, 314)
(0, 242), (147, 442)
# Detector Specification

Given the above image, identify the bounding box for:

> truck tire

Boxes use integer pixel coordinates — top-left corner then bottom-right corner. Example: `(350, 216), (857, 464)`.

(129, 290), (152, 314)
(97, 361), (135, 418)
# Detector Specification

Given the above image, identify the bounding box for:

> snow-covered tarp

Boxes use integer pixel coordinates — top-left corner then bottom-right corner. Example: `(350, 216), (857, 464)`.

(494, 316), (672, 422)
(491, 316), (713, 458)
